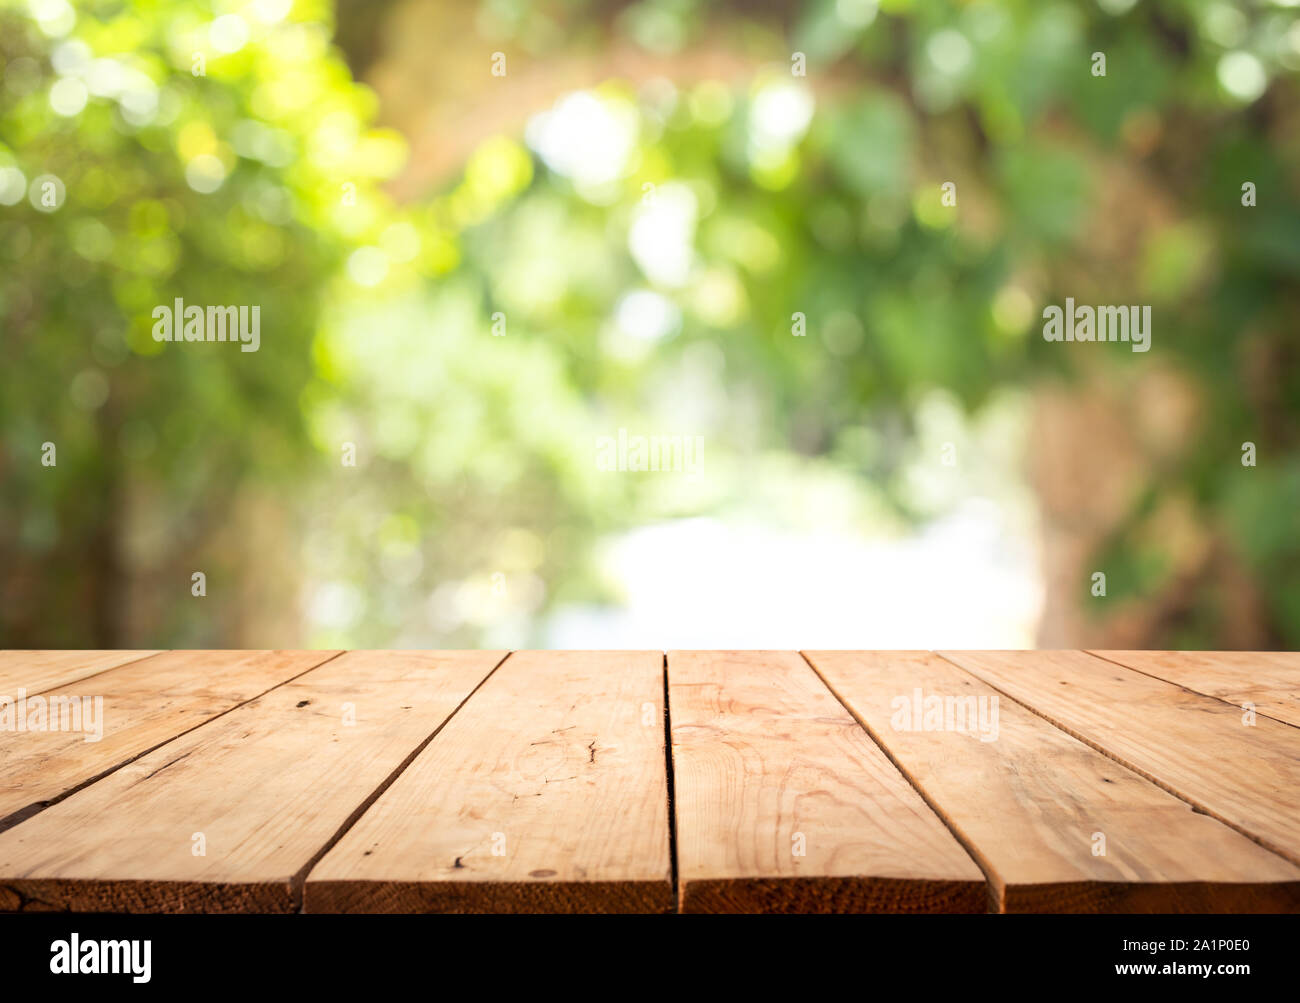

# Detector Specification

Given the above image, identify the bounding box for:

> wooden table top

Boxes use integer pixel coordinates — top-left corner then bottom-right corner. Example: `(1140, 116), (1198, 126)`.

(0, 649), (1296, 914)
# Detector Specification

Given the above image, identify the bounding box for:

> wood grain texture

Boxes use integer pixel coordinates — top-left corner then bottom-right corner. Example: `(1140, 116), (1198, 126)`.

(941, 650), (1300, 869)
(1091, 651), (1300, 729)
(0, 651), (162, 699)
(0, 650), (504, 913)
(806, 650), (1300, 913)
(668, 650), (985, 913)
(0, 650), (337, 830)
(305, 650), (673, 913)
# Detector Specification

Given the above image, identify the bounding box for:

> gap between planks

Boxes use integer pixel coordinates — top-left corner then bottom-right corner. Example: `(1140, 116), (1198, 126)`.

(660, 652), (680, 908)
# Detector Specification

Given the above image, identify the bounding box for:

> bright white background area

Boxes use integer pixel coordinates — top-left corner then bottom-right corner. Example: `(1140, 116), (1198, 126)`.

(545, 500), (1043, 649)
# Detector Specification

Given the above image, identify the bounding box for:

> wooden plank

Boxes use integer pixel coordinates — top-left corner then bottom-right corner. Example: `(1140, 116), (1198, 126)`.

(0, 650), (504, 913)
(0, 650), (338, 830)
(806, 650), (1300, 913)
(305, 650), (673, 913)
(0, 651), (162, 698)
(941, 650), (1300, 869)
(1091, 650), (1300, 729)
(667, 650), (985, 913)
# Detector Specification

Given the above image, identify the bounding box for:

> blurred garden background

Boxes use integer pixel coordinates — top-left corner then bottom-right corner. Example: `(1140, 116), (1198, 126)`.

(1, 0), (1297, 651)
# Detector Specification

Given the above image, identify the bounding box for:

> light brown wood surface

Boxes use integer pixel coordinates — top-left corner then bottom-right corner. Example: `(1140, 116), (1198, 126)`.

(0, 651), (162, 699)
(1091, 650), (1300, 729)
(941, 650), (1300, 869)
(667, 650), (986, 913)
(0, 650), (504, 913)
(2, 649), (1296, 914)
(305, 650), (673, 913)
(0, 649), (338, 830)
(807, 650), (1300, 913)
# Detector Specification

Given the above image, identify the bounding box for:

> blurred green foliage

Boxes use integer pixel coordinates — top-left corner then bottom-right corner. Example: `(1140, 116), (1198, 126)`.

(1, 0), (1298, 648)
